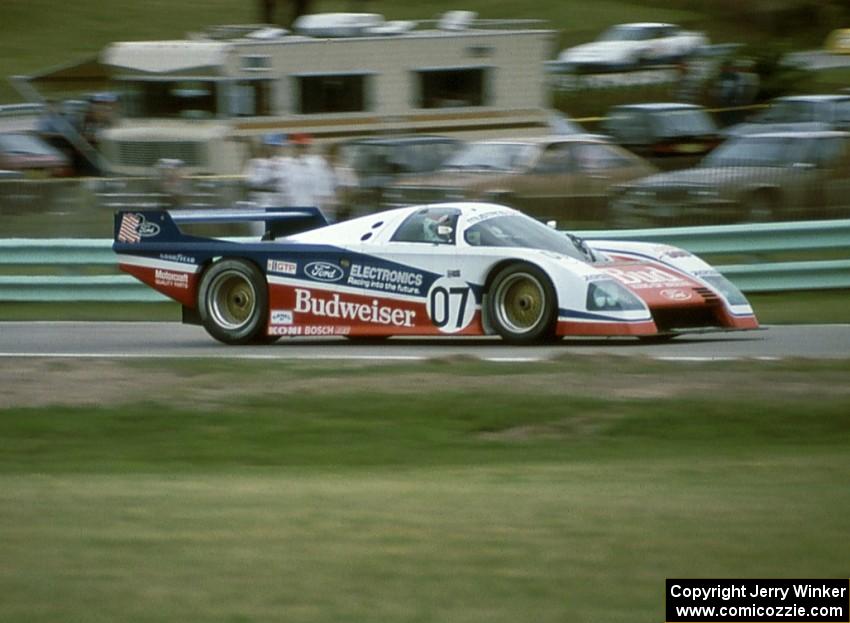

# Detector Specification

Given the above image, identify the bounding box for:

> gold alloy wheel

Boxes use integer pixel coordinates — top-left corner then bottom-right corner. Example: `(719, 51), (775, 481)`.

(494, 272), (546, 334)
(209, 272), (256, 330)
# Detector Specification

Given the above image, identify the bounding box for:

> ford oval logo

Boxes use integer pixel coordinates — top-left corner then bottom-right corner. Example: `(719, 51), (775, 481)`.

(660, 288), (692, 301)
(305, 261), (344, 283)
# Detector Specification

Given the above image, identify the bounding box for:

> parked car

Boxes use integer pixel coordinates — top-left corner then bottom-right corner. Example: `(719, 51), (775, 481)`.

(825, 29), (850, 54)
(0, 132), (72, 178)
(610, 130), (850, 227)
(333, 135), (461, 215)
(557, 22), (707, 71)
(723, 94), (850, 137)
(601, 103), (721, 169)
(383, 136), (656, 226)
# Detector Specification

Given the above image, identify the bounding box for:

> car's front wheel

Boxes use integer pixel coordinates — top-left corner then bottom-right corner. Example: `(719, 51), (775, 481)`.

(197, 259), (269, 345)
(487, 263), (557, 344)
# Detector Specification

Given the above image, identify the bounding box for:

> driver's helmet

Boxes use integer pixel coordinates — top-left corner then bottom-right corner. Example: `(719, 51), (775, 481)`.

(422, 212), (453, 242)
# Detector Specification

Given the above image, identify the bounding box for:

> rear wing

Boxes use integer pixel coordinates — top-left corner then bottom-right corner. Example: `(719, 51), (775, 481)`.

(113, 206), (328, 245)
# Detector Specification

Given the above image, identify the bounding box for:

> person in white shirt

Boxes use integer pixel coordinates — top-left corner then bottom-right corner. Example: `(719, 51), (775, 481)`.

(280, 133), (340, 220)
(243, 133), (289, 208)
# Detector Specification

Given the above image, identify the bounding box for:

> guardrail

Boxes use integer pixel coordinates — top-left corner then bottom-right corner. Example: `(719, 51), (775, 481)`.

(1, 219), (848, 302)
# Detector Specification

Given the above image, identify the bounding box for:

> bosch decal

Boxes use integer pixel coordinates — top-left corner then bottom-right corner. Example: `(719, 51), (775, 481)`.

(305, 262), (344, 283)
(267, 259), (297, 275)
(294, 288), (415, 327)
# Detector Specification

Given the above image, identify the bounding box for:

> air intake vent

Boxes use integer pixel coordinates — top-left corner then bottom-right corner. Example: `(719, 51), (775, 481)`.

(694, 286), (721, 304)
(116, 141), (202, 167)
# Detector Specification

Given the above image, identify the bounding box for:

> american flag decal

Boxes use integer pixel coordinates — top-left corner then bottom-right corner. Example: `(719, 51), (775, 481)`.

(118, 213), (141, 243)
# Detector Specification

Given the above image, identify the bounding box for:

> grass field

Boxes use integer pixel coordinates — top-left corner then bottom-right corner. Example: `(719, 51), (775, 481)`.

(1, 356), (849, 622)
(1, 0), (843, 103)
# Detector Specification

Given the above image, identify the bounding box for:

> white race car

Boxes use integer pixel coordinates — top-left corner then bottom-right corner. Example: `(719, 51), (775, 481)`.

(113, 203), (758, 344)
(558, 22), (707, 71)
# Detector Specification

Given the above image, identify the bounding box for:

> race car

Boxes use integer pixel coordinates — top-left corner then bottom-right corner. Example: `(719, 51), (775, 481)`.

(558, 22), (707, 71)
(112, 203), (758, 344)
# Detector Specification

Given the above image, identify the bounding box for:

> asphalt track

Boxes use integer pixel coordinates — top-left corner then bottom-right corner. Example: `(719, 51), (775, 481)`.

(0, 322), (849, 361)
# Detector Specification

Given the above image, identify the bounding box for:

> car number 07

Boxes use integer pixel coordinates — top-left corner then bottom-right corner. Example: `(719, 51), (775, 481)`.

(427, 278), (475, 333)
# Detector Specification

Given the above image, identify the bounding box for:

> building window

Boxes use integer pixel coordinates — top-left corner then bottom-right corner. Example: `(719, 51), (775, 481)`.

(241, 55), (272, 71)
(295, 74), (369, 114)
(416, 68), (487, 109)
(123, 80), (217, 119)
(231, 81), (272, 116)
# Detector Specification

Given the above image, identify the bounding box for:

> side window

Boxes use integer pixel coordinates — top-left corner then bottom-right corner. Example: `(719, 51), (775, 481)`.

(533, 144), (573, 174)
(607, 112), (644, 143)
(574, 143), (632, 171)
(391, 207), (460, 244)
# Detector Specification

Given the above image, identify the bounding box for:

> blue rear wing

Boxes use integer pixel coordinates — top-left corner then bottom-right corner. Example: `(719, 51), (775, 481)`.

(113, 206), (328, 245)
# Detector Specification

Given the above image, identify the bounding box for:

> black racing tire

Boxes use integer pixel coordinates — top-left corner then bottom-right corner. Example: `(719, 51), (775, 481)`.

(637, 334), (678, 343)
(197, 259), (269, 345)
(344, 335), (390, 343)
(486, 263), (557, 344)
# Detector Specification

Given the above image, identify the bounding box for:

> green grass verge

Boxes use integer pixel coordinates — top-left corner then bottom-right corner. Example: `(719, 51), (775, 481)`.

(1, 357), (848, 622)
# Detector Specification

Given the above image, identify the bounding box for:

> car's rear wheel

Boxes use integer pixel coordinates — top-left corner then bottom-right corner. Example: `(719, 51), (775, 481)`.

(487, 263), (557, 344)
(198, 259), (269, 345)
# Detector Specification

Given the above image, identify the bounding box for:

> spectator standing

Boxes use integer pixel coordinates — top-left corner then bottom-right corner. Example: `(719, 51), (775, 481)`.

(243, 133), (289, 207)
(280, 133), (339, 220)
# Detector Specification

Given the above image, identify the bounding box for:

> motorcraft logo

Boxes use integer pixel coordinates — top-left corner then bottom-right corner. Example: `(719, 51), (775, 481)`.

(661, 288), (693, 301)
(154, 269), (189, 289)
(305, 262), (344, 283)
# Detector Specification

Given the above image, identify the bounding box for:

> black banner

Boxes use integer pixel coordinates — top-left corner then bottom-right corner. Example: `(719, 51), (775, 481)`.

(666, 579), (849, 622)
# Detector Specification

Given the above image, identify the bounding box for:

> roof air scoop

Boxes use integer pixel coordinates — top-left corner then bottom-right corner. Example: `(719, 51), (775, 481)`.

(293, 13), (386, 37)
(438, 10), (478, 31)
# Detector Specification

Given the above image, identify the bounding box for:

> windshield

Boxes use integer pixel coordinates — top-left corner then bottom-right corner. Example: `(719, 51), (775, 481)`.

(443, 143), (535, 172)
(598, 25), (658, 41)
(464, 214), (590, 260)
(650, 109), (716, 136)
(702, 135), (814, 167)
(0, 133), (59, 156)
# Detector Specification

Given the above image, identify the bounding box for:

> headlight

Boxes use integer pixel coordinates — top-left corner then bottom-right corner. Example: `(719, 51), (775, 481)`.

(586, 280), (645, 311)
(700, 275), (748, 306)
